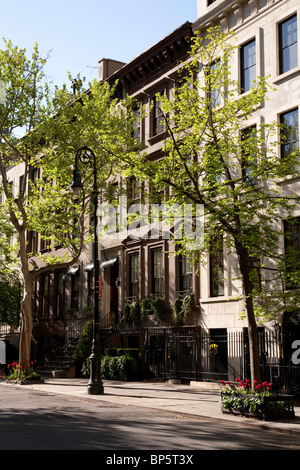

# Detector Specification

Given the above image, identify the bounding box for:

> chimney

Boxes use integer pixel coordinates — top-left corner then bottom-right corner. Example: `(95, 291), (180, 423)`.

(98, 58), (126, 82)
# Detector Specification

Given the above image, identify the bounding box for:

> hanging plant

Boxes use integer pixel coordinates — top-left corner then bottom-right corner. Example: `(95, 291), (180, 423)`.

(122, 302), (131, 325)
(130, 301), (141, 325)
(181, 292), (195, 321)
(151, 296), (165, 319)
(141, 297), (152, 322)
(172, 297), (183, 325)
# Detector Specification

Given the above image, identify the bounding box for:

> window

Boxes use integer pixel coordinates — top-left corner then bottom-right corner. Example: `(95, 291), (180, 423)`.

(179, 255), (193, 292)
(40, 231), (51, 251)
(29, 167), (40, 188)
(206, 60), (221, 108)
(127, 176), (140, 205)
(207, 0), (216, 5)
(280, 108), (299, 159)
(152, 95), (165, 136)
(132, 106), (141, 141)
(209, 235), (224, 297)
(40, 274), (50, 318)
(19, 175), (25, 197)
(279, 14), (298, 74)
(241, 39), (256, 93)
(27, 230), (38, 253)
(241, 125), (257, 185)
(284, 217), (300, 289)
(151, 248), (163, 297)
(54, 272), (64, 317)
(71, 270), (80, 310)
(129, 253), (139, 298)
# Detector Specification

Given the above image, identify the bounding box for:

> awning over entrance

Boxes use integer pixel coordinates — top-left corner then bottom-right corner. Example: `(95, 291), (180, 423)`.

(84, 262), (94, 272)
(100, 257), (117, 269)
(68, 264), (80, 275)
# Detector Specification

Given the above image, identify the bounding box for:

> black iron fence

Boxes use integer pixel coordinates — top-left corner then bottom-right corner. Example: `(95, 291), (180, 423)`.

(100, 326), (300, 397)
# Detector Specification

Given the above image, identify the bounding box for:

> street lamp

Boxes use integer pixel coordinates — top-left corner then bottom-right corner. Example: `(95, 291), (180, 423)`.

(71, 146), (104, 395)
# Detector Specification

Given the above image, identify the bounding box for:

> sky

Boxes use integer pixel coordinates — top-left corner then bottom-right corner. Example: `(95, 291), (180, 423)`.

(0, 0), (197, 92)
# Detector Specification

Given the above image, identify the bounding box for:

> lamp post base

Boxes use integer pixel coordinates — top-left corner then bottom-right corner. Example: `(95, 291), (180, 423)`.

(87, 381), (104, 395)
(87, 354), (104, 395)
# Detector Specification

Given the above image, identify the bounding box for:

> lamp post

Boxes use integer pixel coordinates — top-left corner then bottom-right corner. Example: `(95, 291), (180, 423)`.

(71, 146), (104, 395)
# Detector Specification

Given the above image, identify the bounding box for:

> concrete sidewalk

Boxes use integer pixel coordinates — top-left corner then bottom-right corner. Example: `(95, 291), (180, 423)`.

(2, 376), (300, 435)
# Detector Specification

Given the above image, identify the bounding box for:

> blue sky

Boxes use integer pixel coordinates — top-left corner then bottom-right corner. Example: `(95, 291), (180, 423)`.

(0, 0), (196, 92)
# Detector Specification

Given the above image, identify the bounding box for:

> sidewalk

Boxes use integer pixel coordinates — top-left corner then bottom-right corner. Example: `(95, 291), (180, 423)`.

(3, 376), (300, 435)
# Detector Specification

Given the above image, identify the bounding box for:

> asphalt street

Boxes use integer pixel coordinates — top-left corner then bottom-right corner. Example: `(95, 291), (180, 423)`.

(0, 383), (300, 452)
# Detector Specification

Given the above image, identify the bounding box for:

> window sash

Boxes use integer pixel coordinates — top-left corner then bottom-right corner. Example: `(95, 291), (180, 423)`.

(129, 253), (139, 297)
(241, 39), (256, 93)
(153, 96), (164, 136)
(180, 255), (193, 291)
(279, 15), (298, 74)
(280, 108), (299, 159)
(152, 249), (163, 296)
(209, 237), (224, 297)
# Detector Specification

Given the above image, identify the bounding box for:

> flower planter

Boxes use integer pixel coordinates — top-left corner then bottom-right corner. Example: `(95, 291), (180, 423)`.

(19, 378), (44, 385)
(220, 392), (295, 421)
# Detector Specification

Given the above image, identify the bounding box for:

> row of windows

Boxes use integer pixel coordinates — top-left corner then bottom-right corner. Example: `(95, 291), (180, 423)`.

(132, 14), (298, 144)
(128, 250), (193, 299)
(239, 14), (297, 93)
(33, 268), (95, 319)
(33, 211), (300, 320)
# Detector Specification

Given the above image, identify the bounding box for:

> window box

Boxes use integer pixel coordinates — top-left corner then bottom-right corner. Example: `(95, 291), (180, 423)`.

(220, 383), (295, 421)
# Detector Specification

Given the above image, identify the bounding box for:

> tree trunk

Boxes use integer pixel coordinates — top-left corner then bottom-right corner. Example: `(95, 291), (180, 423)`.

(19, 286), (33, 370)
(18, 228), (33, 372)
(235, 240), (261, 385)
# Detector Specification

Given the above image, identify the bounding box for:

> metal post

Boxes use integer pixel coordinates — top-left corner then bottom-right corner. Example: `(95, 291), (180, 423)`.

(88, 151), (104, 394)
(72, 146), (104, 395)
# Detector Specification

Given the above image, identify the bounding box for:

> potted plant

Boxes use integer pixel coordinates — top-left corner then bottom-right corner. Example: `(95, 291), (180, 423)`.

(172, 297), (183, 325)
(151, 296), (165, 319)
(130, 300), (141, 325)
(220, 378), (295, 420)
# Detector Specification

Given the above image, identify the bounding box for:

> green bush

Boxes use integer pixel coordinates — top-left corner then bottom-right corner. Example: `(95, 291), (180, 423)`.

(73, 319), (93, 362)
(81, 354), (140, 380)
(172, 297), (183, 325)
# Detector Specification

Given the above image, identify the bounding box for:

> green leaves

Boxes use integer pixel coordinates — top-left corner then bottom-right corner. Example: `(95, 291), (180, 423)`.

(124, 26), (300, 325)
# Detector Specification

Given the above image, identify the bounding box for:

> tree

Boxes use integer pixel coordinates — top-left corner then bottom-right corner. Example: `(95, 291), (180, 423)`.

(0, 39), (136, 372)
(0, 205), (22, 327)
(125, 27), (300, 385)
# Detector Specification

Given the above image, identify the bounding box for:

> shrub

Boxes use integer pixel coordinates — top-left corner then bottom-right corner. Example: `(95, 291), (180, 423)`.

(73, 319), (93, 362)
(82, 354), (140, 380)
(172, 297), (183, 325)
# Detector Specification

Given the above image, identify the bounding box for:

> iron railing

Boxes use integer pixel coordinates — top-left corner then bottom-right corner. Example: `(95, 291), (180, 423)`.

(99, 326), (300, 396)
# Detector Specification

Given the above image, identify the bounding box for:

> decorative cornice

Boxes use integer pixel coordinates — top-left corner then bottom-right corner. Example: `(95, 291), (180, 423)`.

(115, 22), (193, 94)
